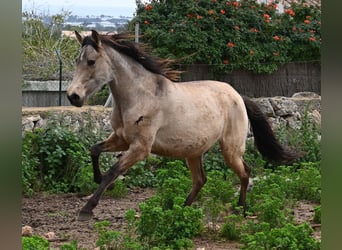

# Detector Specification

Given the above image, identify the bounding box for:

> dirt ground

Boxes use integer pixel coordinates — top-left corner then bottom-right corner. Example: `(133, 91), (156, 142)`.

(22, 188), (320, 250)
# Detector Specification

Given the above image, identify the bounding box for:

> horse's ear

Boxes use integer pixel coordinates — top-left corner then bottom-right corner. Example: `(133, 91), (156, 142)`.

(75, 30), (83, 45)
(91, 30), (100, 46)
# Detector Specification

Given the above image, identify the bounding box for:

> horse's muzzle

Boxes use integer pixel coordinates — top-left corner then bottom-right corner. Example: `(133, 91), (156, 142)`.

(67, 93), (83, 107)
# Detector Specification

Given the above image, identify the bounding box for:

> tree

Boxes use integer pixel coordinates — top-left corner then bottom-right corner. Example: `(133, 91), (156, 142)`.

(130, 0), (321, 74)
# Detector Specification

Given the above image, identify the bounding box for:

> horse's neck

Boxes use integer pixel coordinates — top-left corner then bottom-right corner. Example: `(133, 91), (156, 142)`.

(106, 47), (159, 108)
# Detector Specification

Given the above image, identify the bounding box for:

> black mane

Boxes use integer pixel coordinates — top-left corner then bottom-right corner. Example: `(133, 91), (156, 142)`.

(83, 32), (180, 82)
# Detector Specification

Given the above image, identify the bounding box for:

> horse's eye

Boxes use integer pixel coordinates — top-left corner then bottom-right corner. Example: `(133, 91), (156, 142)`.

(87, 60), (96, 66)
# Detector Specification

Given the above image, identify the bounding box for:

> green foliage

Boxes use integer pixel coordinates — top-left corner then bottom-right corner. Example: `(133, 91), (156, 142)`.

(220, 214), (244, 241)
(22, 10), (81, 80)
(22, 235), (50, 250)
(131, 0), (321, 75)
(241, 222), (320, 250)
(22, 125), (88, 193)
(21, 119), (99, 194)
(198, 170), (235, 230)
(138, 198), (203, 249)
(313, 205), (321, 224)
(275, 103), (321, 164)
(94, 219), (142, 250)
(137, 161), (204, 249)
(86, 85), (111, 105)
(125, 156), (163, 188)
(106, 179), (128, 198)
(60, 240), (78, 250)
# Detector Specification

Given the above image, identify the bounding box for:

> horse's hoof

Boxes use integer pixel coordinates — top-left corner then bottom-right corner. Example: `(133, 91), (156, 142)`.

(78, 210), (94, 221)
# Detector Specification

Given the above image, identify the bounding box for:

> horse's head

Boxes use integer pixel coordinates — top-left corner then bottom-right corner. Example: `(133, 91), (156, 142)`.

(67, 30), (112, 107)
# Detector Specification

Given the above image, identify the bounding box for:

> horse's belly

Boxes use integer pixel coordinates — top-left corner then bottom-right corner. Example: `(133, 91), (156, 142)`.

(151, 132), (219, 158)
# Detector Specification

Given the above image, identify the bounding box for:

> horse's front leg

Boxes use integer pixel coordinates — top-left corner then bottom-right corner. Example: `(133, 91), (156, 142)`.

(90, 132), (128, 185)
(79, 141), (151, 221)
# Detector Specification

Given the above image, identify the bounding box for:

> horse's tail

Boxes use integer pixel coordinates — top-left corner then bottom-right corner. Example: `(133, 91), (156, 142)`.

(243, 96), (299, 165)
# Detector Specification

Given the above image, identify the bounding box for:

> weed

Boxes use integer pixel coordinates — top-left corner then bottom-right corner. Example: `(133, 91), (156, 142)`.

(198, 170), (235, 231)
(105, 179), (128, 198)
(94, 220), (142, 250)
(60, 240), (78, 250)
(220, 214), (244, 241)
(22, 235), (50, 250)
(313, 205), (321, 224)
(241, 222), (320, 250)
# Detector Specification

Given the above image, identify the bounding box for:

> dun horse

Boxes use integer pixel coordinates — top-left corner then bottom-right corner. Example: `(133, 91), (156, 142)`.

(67, 30), (298, 221)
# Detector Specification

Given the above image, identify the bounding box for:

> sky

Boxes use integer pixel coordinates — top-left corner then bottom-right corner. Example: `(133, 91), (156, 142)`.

(22, 0), (138, 17)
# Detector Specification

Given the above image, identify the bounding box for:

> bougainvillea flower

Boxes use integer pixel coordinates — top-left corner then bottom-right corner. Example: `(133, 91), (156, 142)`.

(145, 4), (153, 11)
(285, 9), (295, 16)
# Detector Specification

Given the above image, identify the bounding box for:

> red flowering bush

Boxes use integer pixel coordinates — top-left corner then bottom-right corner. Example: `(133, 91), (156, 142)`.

(131, 0), (320, 74)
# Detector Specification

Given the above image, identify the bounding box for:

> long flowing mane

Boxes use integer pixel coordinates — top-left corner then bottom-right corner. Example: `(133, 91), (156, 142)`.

(82, 32), (181, 82)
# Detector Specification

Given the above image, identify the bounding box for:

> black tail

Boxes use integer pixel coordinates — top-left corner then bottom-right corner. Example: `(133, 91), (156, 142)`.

(243, 96), (299, 165)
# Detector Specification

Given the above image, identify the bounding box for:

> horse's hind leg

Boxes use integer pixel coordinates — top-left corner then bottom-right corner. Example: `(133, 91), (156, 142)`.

(220, 144), (250, 216)
(184, 155), (207, 206)
(90, 132), (128, 185)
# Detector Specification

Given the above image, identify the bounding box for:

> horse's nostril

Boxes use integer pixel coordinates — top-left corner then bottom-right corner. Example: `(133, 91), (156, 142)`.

(67, 93), (83, 107)
(68, 93), (80, 102)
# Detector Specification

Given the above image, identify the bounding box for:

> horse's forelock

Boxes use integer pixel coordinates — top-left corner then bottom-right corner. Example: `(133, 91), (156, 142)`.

(82, 36), (99, 51)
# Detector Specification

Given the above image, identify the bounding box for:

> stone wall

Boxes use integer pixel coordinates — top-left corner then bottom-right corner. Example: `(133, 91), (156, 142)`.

(22, 92), (321, 138)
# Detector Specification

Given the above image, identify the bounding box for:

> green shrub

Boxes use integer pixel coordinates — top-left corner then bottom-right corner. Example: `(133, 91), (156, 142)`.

(138, 198), (203, 249)
(132, 0), (320, 74)
(94, 219), (142, 250)
(21, 120), (96, 194)
(125, 156), (163, 188)
(22, 10), (80, 80)
(313, 205), (321, 224)
(105, 179), (128, 198)
(220, 214), (244, 241)
(241, 222), (320, 250)
(289, 163), (321, 202)
(22, 235), (50, 250)
(136, 162), (204, 249)
(198, 170), (235, 230)
(60, 240), (78, 250)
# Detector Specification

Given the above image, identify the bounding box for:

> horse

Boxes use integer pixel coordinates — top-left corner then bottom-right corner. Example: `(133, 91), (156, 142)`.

(67, 30), (298, 221)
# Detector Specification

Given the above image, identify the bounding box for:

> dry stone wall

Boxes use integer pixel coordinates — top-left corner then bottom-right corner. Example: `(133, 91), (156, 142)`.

(22, 92), (321, 138)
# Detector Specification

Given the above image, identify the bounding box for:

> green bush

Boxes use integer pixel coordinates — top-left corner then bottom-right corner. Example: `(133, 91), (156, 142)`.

(94, 217), (142, 250)
(137, 161), (204, 249)
(125, 156), (163, 188)
(105, 179), (128, 198)
(132, 0), (320, 74)
(60, 240), (78, 250)
(138, 198), (203, 249)
(241, 222), (320, 250)
(220, 214), (244, 241)
(313, 205), (321, 224)
(22, 121), (95, 194)
(22, 235), (50, 250)
(22, 10), (80, 80)
(198, 170), (235, 230)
